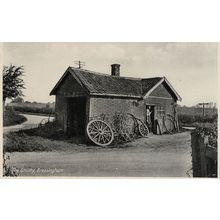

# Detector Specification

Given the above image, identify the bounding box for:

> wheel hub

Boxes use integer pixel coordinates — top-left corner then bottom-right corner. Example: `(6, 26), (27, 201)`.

(98, 129), (104, 135)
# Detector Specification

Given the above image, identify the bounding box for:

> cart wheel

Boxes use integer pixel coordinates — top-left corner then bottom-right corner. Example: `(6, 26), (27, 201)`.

(138, 122), (149, 137)
(163, 117), (175, 134)
(87, 120), (114, 146)
(123, 113), (136, 138)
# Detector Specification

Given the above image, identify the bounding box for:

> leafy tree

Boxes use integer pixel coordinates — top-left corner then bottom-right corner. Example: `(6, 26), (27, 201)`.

(3, 65), (25, 104)
(11, 97), (24, 103)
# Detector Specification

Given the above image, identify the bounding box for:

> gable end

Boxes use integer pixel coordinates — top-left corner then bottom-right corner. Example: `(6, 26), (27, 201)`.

(149, 82), (173, 99)
(50, 70), (88, 97)
(143, 77), (182, 101)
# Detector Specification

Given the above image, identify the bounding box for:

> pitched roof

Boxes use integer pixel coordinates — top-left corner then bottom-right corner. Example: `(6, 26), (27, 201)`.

(71, 68), (142, 98)
(50, 67), (181, 101)
(142, 77), (163, 95)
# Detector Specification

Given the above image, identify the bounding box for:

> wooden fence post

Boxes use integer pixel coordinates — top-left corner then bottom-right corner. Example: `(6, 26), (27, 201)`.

(199, 136), (208, 177)
(191, 132), (217, 177)
(191, 132), (201, 177)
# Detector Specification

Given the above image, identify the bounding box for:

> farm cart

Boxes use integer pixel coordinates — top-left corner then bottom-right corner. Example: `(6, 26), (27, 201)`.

(86, 113), (149, 147)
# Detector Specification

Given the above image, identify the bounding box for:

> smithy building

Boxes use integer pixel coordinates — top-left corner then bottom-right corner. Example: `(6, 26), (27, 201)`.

(50, 64), (182, 136)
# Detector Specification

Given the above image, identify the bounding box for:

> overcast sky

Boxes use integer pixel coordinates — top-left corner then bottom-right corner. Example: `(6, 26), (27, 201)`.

(3, 42), (218, 106)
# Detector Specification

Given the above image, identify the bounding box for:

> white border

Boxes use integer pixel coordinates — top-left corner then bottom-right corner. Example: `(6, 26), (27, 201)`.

(1, 1), (220, 220)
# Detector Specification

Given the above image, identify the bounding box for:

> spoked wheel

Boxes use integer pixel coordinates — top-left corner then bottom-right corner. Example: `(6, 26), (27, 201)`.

(138, 121), (149, 137)
(87, 120), (114, 146)
(163, 117), (175, 134)
(123, 114), (136, 139)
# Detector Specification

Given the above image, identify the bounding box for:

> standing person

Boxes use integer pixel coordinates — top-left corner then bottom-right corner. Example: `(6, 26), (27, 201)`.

(146, 106), (152, 132)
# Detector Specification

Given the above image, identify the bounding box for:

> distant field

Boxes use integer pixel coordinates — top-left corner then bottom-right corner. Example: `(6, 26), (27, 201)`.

(177, 106), (217, 127)
(177, 106), (217, 116)
(7, 102), (55, 115)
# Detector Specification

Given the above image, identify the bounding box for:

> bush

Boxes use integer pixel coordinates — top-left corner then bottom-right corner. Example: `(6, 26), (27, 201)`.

(178, 113), (217, 125)
(9, 105), (54, 115)
(3, 153), (19, 176)
(3, 107), (27, 126)
(194, 123), (217, 148)
(3, 132), (47, 152)
(22, 120), (66, 140)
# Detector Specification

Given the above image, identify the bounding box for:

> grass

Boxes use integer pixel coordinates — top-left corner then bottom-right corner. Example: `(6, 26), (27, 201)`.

(4, 120), (134, 152)
(3, 131), (128, 153)
(3, 108), (27, 127)
(20, 120), (86, 144)
(3, 119), (98, 152)
(178, 113), (217, 127)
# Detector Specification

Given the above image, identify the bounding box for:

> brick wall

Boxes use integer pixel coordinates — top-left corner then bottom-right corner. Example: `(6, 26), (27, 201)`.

(145, 96), (174, 116)
(145, 96), (176, 133)
(89, 95), (176, 134)
(54, 78), (178, 135)
(54, 72), (88, 133)
(89, 96), (145, 121)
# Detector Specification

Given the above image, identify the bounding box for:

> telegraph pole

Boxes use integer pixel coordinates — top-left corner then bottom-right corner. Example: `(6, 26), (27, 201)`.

(198, 102), (210, 117)
(74, 61), (85, 69)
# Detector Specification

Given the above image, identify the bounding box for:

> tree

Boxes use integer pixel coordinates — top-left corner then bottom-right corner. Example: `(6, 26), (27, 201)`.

(11, 97), (24, 103)
(3, 65), (25, 105)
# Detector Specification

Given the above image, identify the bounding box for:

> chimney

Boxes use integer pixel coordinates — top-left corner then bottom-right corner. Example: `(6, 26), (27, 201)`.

(111, 64), (120, 76)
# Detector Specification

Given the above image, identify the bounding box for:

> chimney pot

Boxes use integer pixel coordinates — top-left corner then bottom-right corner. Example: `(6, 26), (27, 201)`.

(111, 64), (120, 76)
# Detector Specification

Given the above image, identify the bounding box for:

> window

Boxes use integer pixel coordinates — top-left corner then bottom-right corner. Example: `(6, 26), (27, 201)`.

(156, 106), (165, 117)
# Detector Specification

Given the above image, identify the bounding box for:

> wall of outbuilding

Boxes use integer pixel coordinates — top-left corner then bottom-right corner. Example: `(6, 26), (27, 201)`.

(89, 96), (145, 122)
(150, 83), (173, 98)
(56, 72), (87, 97)
(55, 95), (68, 132)
(144, 96), (176, 133)
(145, 96), (175, 116)
(89, 95), (176, 134)
(54, 79), (178, 135)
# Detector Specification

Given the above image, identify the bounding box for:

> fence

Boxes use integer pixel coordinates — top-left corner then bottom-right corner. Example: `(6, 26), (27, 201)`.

(191, 132), (217, 177)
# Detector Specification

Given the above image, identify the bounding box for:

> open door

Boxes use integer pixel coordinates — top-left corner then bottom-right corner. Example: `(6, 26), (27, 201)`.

(145, 105), (155, 133)
(67, 97), (86, 136)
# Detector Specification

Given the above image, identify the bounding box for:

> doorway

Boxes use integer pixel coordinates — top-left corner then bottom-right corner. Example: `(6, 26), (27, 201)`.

(145, 105), (155, 133)
(67, 97), (86, 136)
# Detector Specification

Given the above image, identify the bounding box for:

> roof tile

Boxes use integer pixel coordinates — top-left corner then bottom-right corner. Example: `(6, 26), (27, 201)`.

(51, 67), (164, 98)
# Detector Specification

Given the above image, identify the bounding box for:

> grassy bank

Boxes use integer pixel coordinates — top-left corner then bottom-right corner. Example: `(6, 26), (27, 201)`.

(178, 113), (217, 127)
(3, 131), (108, 153)
(4, 120), (90, 152)
(3, 108), (27, 127)
(3, 121), (132, 152)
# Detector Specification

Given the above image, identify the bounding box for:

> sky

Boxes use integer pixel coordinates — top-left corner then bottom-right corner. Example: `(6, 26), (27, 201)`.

(3, 42), (218, 106)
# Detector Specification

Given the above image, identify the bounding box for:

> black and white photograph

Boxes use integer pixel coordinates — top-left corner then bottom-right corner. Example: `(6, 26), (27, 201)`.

(1, 1), (220, 220)
(2, 42), (218, 178)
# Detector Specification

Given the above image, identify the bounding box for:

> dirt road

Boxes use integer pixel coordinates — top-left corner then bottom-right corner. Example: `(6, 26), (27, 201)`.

(8, 132), (192, 177)
(3, 114), (54, 133)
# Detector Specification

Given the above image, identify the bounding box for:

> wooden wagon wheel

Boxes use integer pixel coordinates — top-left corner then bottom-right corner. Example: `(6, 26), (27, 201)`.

(138, 121), (149, 137)
(120, 113), (135, 139)
(163, 117), (175, 134)
(87, 120), (114, 146)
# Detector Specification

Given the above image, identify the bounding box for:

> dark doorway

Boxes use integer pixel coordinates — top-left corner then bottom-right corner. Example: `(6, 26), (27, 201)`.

(67, 97), (86, 136)
(146, 105), (155, 133)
